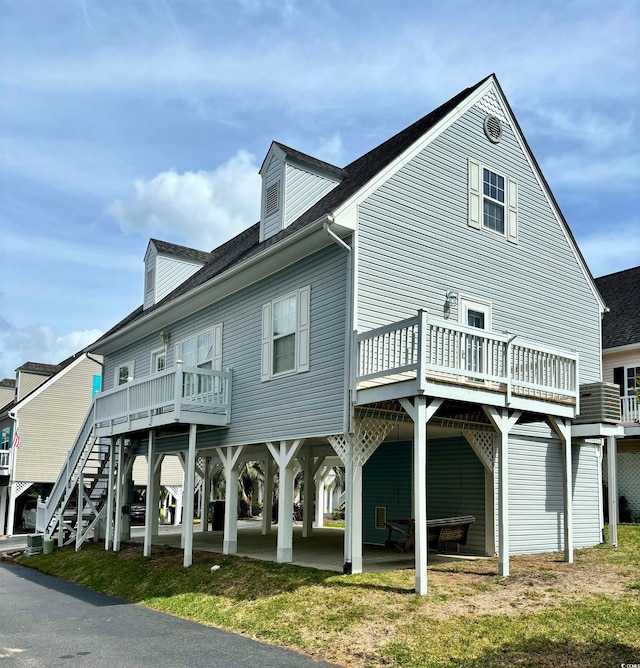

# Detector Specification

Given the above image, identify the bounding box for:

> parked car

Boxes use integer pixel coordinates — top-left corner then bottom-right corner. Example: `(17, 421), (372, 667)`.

(21, 499), (37, 531)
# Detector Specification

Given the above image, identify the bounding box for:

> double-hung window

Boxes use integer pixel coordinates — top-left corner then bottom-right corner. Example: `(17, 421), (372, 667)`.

(261, 287), (310, 381)
(468, 158), (518, 242)
(116, 361), (134, 386)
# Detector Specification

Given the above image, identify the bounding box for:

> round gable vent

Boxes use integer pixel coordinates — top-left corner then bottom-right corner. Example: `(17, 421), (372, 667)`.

(484, 115), (502, 144)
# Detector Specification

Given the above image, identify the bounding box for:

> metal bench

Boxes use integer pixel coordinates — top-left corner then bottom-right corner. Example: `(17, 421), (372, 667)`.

(385, 515), (476, 553)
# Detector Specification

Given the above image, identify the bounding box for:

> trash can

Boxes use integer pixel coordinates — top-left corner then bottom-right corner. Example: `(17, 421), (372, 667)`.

(210, 500), (225, 531)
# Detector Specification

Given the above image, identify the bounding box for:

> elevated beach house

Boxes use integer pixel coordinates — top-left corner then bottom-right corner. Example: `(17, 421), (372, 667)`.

(42, 74), (614, 594)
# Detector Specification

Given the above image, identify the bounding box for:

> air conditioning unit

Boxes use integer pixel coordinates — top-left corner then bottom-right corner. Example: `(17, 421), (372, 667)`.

(575, 382), (621, 424)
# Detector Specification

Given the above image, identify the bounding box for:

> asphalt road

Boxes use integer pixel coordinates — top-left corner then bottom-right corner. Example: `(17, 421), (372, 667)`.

(0, 561), (340, 667)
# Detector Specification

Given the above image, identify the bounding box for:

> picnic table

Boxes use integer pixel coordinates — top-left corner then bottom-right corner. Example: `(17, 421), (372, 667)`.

(384, 515), (476, 553)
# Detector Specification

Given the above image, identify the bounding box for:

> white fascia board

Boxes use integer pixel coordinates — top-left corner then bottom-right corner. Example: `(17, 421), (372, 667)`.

(10, 354), (95, 416)
(156, 252), (205, 269)
(571, 423), (625, 438)
(603, 342), (640, 354)
(90, 216), (333, 356)
(259, 142), (287, 176)
(144, 240), (156, 263)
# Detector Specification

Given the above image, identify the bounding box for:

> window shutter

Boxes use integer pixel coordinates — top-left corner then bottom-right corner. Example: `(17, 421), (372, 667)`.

(507, 177), (518, 243)
(613, 367), (624, 393)
(296, 286), (310, 372)
(261, 303), (272, 381)
(213, 323), (223, 371)
(468, 158), (481, 229)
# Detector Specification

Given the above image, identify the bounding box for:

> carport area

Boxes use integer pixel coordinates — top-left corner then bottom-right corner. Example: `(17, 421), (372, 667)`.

(129, 522), (483, 573)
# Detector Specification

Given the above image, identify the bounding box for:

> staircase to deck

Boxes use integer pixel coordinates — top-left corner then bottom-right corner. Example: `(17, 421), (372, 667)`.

(38, 402), (118, 548)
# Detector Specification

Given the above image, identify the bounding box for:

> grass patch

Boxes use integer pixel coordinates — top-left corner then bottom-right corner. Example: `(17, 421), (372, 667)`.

(15, 526), (640, 667)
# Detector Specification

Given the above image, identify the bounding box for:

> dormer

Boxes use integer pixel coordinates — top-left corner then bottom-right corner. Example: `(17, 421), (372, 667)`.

(259, 142), (346, 242)
(144, 239), (211, 310)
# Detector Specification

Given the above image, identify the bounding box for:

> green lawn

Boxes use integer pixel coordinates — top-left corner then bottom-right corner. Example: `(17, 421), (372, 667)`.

(15, 526), (640, 667)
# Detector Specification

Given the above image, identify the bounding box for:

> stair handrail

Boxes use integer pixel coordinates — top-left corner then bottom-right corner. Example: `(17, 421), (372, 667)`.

(43, 402), (96, 530)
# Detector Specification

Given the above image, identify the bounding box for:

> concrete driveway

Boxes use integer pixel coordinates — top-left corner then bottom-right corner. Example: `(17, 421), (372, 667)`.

(0, 561), (340, 667)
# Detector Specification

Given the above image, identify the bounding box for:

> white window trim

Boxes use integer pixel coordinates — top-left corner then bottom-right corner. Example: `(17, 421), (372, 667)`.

(624, 365), (640, 396)
(261, 286), (310, 382)
(175, 324), (223, 371)
(458, 294), (492, 331)
(150, 348), (167, 374)
(468, 158), (518, 243)
(115, 361), (135, 387)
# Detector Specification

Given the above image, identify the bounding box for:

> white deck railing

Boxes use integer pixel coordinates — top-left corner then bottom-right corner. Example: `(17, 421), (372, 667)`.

(357, 310), (579, 405)
(621, 395), (640, 424)
(94, 362), (232, 431)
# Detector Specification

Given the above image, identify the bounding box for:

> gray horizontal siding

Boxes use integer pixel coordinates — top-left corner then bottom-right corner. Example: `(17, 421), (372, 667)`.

(155, 255), (203, 303)
(284, 164), (339, 227)
(357, 104), (601, 385)
(362, 437), (485, 555)
(427, 437), (486, 555)
(501, 438), (601, 555)
(103, 243), (348, 446)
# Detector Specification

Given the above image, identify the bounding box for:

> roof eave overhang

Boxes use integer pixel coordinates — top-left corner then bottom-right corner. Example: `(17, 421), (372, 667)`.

(89, 214), (346, 356)
(602, 342), (640, 354)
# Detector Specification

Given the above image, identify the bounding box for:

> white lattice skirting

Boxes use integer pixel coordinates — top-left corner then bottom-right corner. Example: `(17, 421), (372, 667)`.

(603, 453), (640, 521)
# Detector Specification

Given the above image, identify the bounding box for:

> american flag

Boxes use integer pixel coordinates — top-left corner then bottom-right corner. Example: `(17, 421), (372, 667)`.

(12, 432), (21, 449)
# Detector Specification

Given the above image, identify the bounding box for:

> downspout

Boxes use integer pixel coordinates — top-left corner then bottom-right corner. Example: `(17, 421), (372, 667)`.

(323, 219), (354, 436)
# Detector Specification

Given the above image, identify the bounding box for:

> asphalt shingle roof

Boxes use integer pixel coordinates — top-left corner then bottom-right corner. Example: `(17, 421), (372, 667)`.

(16, 362), (63, 376)
(150, 239), (211, 264)
(0, 379), (15, 389)
(272, 142), (348, 180)
(595, 266), (640, 349)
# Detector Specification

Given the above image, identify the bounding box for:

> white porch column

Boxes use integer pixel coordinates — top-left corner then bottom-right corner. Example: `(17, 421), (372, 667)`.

(0, 486), (7, 535)
(183, 424), (198, 567)
(104, 438), (116, 550)
(328, 419), (395, 575)
(301, 449), (314, 538)
(266, 440), (304, 563)
(174, 487), (183, 526)
(151, 455), (163, 540)
(6, 482), (17, 537)
(262, 455), (274, 536)
(315, 466), (329, 528)
(484, 407), (521, 577)
(216, 446), (245, 554)
(607, 435), (618, 547)
(399, 397), (442, 595)
(201, 458), (211, 533)
(549, 416), (574, 563)
(143, 430), (156, 557)
(113, 436), (126, 552)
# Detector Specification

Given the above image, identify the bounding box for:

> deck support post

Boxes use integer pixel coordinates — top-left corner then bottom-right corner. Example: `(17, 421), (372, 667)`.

(113, 436), (126, 552)
(151, 454), (163, 540)
(0, 486), (7, 536)
(262, 454), (274, 535)
(399, 397), (443, 595)
(183, 424), (197, 567)
(329, 419), (395, 575)
(104, 437), (116, 550)
(143, 430), (156, 557)
(607, 435), (618, 547)
(266, 440), (304, 563)
(301, 449), (316, 537)
(200, 457), (210, 533)
(216, 445), (245, 555)
(315, 464), (329, 528)
(549, 417), (573, 563)
(483, 407), (521, 577)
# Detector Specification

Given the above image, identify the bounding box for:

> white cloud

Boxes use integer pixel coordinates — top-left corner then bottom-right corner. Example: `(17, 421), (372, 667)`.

(0, 317), (102, 380)
(577, 227), (640, 278)
(107, 150), (261, 250)
(315, 133), (345, 165)
(541, 153), (640, 190)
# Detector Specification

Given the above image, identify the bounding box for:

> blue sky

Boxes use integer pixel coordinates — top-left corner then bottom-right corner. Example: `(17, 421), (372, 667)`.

(1, 0), (639, 380)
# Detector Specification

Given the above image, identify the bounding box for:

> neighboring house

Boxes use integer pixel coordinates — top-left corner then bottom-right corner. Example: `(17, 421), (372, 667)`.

(596, 266), (640, 523)
(0, 356), (103, 535)
(45, 74), (613, 595)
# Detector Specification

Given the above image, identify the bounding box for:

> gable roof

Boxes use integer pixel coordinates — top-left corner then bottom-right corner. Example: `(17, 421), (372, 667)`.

(271, 142), (347, 180)
(90, 73), (601, 349)
(595, 266), (640, 349)
(150, 239), (211, 264)
(16, 361), (62, 376)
